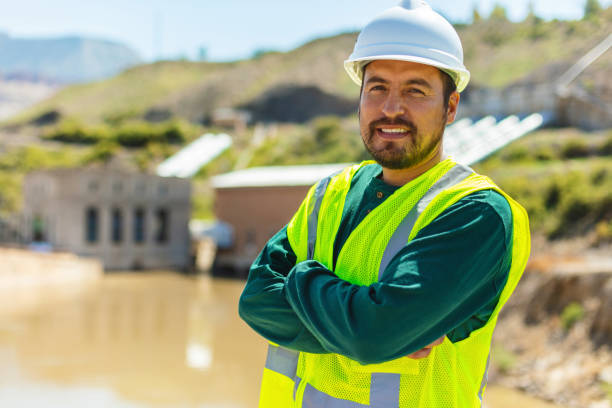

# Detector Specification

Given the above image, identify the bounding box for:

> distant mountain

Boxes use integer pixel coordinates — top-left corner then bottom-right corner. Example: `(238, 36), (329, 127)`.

(0, 32), (141, 83)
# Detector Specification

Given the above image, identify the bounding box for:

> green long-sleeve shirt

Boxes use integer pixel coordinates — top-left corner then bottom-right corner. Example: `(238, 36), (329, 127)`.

(239, 163), (513, 364)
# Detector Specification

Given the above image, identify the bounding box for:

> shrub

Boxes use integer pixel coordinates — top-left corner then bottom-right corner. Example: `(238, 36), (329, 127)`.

(81, 141), (119, 164)
(594, 219), (612, 244)
(560, 302), (584, 331)
(502, 145), (530, 162)
(592, 168), (608, 185)
(43, 119), (109, 144)
(544, 180), (562, 209)
(44, 119), (193, 148)
(492, 344), (516, 374)
(599, 134), (612, 156)
(532, 145), (556, 161)
(561, 138), (590, 159)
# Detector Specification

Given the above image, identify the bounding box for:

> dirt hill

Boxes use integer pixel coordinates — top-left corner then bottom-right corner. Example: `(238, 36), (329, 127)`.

(5, 7), (610, 126)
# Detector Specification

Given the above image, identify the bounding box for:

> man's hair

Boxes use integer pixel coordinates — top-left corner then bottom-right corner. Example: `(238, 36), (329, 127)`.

(439, 70), (457, 109)
(359, 66), (458, 109)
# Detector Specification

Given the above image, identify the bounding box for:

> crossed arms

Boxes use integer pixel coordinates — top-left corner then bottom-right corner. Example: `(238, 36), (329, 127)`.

(239, 192), (511, 365)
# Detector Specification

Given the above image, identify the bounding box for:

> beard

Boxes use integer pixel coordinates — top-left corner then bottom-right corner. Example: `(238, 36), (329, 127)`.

(361, 114), (447, 170)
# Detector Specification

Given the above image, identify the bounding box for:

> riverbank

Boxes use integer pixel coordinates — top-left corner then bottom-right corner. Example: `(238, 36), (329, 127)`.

(0, 246), (102, 315)
(490, 241), (612, 408)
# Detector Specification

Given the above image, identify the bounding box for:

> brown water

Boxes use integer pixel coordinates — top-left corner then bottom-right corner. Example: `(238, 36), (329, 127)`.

(0, 273), (562, 407)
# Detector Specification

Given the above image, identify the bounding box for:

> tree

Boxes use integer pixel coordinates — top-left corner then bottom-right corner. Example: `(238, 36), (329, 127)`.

(472, 4), (482, 23)
(527, 1), (536, 20)
(584, 0), (602, 19)
(489, 3), (508, 21)
(526, 0), (545, 39)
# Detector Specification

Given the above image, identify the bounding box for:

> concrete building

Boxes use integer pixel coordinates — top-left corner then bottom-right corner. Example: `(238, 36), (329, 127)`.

(211, 164), (347, 275)
(22, 168), (191, 270)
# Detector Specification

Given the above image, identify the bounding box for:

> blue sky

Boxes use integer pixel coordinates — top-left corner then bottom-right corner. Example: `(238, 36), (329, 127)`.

(0, 0), (609, 61)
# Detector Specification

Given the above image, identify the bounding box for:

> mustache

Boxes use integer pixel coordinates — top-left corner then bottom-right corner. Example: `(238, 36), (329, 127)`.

(368, 117), (417, 134)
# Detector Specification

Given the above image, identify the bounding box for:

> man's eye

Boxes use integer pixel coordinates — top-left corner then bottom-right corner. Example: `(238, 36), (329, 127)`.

(369, 85), (386, 92)
(407, 88), (425, 95)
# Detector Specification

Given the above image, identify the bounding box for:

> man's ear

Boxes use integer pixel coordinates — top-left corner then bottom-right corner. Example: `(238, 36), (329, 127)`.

(446, 91), (460, 125)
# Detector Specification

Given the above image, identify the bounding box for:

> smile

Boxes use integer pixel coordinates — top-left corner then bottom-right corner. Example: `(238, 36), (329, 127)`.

(376, 127), (410, 139)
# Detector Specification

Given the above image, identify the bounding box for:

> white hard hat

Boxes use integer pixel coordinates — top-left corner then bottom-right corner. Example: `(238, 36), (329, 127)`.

(344, 0), (470, 92)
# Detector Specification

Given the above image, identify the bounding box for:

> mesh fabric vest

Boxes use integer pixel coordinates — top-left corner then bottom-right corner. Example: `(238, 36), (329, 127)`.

(258, 158), (530, 408)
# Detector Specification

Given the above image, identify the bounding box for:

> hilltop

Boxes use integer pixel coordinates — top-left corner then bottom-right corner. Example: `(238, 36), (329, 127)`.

(0, 6), (610, 241)
(5, 6), (611, 126)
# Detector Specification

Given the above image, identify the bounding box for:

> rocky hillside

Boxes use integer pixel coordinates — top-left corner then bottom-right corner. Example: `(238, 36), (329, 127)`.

(491, 242), (612, 408)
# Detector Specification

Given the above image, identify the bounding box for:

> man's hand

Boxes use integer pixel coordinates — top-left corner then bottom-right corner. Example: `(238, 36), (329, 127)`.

(406, 336), (446, 359)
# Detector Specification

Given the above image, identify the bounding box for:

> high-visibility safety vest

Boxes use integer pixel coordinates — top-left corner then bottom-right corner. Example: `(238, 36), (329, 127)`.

(258, 159), (530, 408)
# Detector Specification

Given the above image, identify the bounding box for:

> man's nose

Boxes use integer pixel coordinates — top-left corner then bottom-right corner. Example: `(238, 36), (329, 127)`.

(381, 92), (405, 118)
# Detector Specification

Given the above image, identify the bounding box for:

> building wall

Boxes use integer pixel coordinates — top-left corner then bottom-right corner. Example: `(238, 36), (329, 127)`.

(22, 169), (191, 270)
(458, 83), (558, 119)
(214, 185), (309, 272)
(557, 91), (612, 131)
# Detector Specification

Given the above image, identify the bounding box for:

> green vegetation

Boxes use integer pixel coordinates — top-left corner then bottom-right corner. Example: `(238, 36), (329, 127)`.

(475, 129), (612, 240)
(492, 344), (517, 374)
(585, 0), (603, 19)
(0, 146), (86, 214)
(0, 5), (610, 226)
(192, 194), (214, 220)
(594, 219), (612, 244)
(42, 118), (197, 147)
(560, 302), (585, 331)
(248, 116), (366, 167)
(601, 382), (612, 403)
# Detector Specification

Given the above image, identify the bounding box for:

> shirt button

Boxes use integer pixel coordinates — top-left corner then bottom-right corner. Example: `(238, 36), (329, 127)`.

(376, 191), (383, 199)
(366, 209), (372, 214)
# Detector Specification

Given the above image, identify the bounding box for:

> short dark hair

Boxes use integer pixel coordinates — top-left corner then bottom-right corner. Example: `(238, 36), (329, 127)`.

(439, 70), (457, 109)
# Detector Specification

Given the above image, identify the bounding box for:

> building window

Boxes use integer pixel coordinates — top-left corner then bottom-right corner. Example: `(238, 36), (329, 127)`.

(155, 208), (169, 244)
(133, 208), (145, 244)
(32, 215), (46, 242)
(85, 207), (99, 243)
(111, 208), (123, 244)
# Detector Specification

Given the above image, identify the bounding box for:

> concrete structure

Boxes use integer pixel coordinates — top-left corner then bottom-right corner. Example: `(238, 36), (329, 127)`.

(459, 34), (612, 130)
(22, 168), (191, 270)
(211, 164), (347, 274)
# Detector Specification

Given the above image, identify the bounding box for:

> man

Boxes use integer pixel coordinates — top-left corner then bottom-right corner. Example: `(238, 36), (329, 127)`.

(239, 1), (530, 407)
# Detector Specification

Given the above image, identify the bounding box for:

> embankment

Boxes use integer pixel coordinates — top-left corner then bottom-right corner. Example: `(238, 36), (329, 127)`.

(0, 247), (102, 315)
(491, 254), (612, 408)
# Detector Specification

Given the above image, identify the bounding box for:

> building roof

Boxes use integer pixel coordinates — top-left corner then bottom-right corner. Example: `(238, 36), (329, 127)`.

(156, 133), (232, 178)
(211, 112), (551, 189)
(212, 163), (350, 189)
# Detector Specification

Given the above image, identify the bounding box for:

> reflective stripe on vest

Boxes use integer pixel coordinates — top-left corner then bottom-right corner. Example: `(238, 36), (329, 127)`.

(378, 163), (473, 278)
(308, 175), (332, 260)
(263, 172), (340, 405)
(477, 352), (491, 404)
(265, 344), (299, 379)
(302, 373), (401, 408)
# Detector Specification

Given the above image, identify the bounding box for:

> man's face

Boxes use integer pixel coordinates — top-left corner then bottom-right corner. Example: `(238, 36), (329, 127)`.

(359, 60), (458, 170)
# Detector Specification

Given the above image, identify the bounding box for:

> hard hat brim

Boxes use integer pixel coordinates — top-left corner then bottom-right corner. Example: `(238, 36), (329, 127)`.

(344, 55), (470, 93)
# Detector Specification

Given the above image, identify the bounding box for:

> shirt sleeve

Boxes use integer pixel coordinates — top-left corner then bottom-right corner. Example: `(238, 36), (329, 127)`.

(283, 193), (512, 365)
(238, 226), (328, 353)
